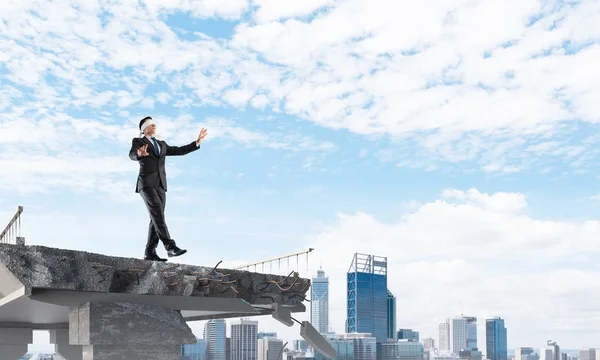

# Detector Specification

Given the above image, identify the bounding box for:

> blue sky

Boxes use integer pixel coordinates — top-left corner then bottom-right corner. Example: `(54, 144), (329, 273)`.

(1, 0), (600, 354)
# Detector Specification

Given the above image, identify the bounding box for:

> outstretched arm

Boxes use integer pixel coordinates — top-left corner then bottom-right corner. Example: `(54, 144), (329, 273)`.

(166, 128), (208, 156)
(165, 141), (200, 156)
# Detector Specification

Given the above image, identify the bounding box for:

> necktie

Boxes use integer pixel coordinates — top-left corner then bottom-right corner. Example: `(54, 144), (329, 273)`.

(151, 137), (160, 156)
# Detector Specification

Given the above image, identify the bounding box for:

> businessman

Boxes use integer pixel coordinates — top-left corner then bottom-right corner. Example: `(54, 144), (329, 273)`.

(129, 116), (208, 261)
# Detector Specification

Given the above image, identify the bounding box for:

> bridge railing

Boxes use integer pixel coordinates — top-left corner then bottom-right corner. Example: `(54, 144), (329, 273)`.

(233, 248), (313, 275)
(0, 206), (25, 245)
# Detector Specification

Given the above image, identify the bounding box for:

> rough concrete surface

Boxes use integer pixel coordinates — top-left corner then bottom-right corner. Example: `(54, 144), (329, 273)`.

(0, 244), (310, 307)
(69, 302), (196, 345)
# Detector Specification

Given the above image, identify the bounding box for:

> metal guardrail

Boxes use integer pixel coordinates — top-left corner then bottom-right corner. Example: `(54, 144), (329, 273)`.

(0, 206), (25, 245)
(234, 248), (314, 274)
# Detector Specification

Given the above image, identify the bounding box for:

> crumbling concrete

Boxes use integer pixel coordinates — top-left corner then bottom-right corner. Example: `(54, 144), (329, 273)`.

(0, 244), (311, 360)
(0, 244), (310, 308)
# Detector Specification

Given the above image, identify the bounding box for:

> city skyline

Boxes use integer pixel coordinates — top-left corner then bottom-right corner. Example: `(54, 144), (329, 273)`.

(2, 0), (600, 354)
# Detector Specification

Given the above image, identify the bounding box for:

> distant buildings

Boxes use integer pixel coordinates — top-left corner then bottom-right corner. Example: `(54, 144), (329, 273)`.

(258, 336), (284, 360)
(437, 315), (478, 356)
(580, 349), (596, 360)
(486, 317), (507, 360)
(422, 337), (435, 351)
(515, 346), (536, 360)
(542, 341), (560, 360)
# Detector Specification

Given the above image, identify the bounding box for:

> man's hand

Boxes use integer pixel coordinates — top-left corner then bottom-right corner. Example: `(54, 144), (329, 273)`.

(197, 128), (208, 145)
(137, 144), (149, 157)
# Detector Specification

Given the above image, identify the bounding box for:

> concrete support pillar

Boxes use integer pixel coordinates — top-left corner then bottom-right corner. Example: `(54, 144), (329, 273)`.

(69, 302), (196, 360)
(50, 329), (83, 360)
(0, 328), (32, 360)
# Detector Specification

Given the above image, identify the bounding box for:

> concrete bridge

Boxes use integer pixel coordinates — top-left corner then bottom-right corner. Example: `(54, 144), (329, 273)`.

(0, 244), (310, 360)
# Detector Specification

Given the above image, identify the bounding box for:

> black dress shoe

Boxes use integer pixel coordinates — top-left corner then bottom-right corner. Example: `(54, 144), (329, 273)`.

(167, 245), (187, 257)
(144, 248), (167, 262)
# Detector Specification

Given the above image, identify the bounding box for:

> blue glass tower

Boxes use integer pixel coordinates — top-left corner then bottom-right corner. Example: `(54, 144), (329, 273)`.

(346, 253), (388, 343)
(486, 317), (507, 360)
(387, 290), (396, 340)
(181, 338), (207, 360)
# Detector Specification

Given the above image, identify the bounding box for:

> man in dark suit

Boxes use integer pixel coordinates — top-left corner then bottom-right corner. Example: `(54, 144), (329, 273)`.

(129, 116), (208, 261)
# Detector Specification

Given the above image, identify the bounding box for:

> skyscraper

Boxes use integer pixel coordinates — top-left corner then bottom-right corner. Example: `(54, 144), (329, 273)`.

(387, 290), (397, 340)
(515, 347), (534, 360)
(258, 336), (284, 360)
(486, 317), (507, 360)
(447, 316), (477, 355)
(439, 321), (450, 351)
(346, 253), (388, 343)
(181, 338), (207, 360)
(580, 349), (596, 360)
(398, 329), (419, 342)
(465, 317), (477, 351)
(311, 266), (329, 333)
(231, 319), (258, 360)
(204, 319), (227, 360)
(542, 341), (560, 360)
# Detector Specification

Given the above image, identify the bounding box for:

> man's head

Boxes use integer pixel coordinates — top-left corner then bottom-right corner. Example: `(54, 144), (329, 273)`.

(139, 116), (156, 137)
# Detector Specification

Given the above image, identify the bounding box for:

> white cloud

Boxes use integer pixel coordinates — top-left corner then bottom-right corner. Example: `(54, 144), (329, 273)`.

(301, 188), (600, 348)
(4, 0), (596, 173)
(251, 0), (336, 23)
(229, 0), (600, 172)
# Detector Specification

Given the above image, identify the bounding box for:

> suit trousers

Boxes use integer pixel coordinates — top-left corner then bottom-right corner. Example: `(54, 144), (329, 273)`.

(139, 185), (176, 250)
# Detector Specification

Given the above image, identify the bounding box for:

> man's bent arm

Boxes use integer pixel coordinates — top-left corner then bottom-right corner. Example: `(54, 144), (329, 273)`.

(166, 141), (200, 156)
(129, 138), (141, 161)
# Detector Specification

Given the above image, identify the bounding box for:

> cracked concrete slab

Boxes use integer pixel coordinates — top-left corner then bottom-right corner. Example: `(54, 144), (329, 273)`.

(0, 244), (310, 328)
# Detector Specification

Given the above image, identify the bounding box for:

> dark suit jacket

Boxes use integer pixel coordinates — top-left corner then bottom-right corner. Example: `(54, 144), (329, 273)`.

(129, 136), (199, 193)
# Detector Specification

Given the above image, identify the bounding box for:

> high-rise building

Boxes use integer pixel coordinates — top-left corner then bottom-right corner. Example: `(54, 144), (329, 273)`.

(311, 267), (329, 333)
(339, 333), (378, 360)
(580, 349), (596, 360)
(422, 338), (435, 351)
(293, 340), (308, 352)
(445, 316), (477, 355)
(397, 339), (425, 360)
(181, 338), (207, 360)
(204, 319), (227, 360)
(231, 319), (258, 360)
(258, 337), (284, 360)
(439, 322), (450, 351)
(398, 329), (419, 342)
(226, 337), (231, 360)
(541, 341), (560, 360)
(465, 317), (477, 351)
(515, 347), (537, 360)
(378, 341), (400, 360)
(347, 253), (388, 343)
(387, 290), (397, 340)
(486, 317), (507, 360)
